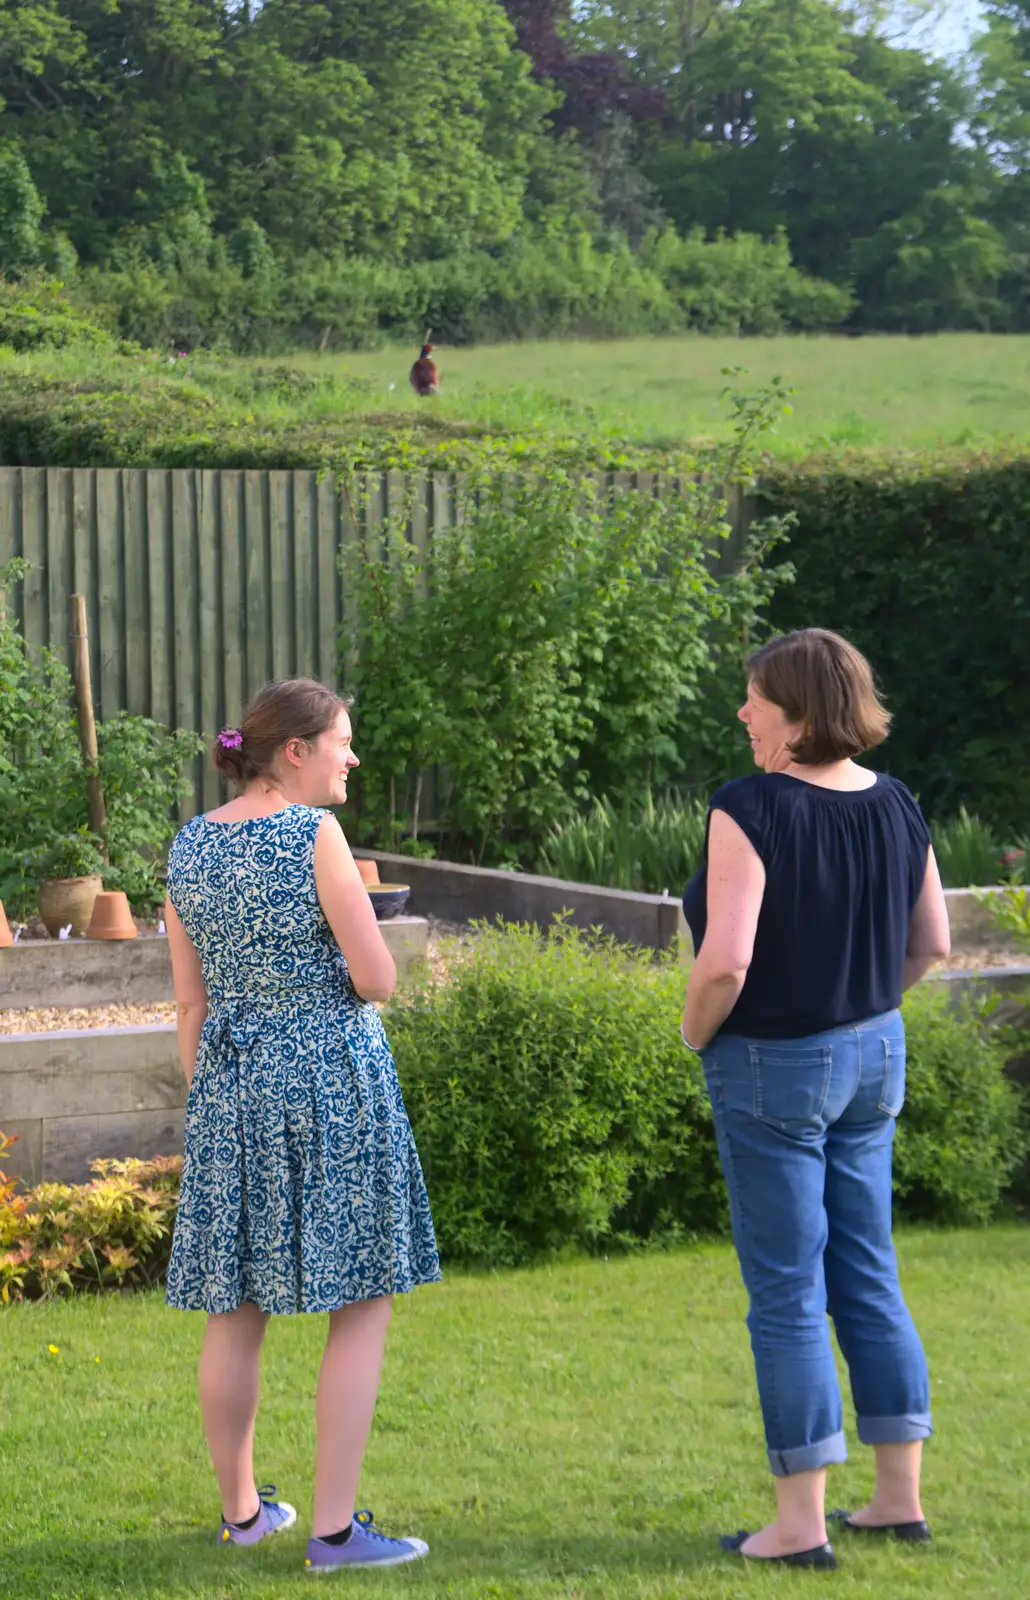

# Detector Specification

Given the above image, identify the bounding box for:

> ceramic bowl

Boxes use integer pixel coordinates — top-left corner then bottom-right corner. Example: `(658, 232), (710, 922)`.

(368, 883), (410, 920)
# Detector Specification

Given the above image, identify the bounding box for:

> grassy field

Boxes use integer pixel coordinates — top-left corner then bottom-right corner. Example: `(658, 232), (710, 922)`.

(9, 331), (1030, 467)
(1, 1227), (1028, 1600)
(300, 334), (1030, 456)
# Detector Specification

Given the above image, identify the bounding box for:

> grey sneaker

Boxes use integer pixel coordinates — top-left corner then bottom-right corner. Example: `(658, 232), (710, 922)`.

(304, 1508), (429, 1571)
(219, 1484), (297, 1547)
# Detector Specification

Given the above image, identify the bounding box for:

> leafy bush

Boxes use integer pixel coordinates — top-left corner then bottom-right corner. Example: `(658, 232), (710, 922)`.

(387, 925), (1025, 1265)
(95, 714), (206, 910)
(72, 225), (848, 354)
(762, 449), (1030, 832)
(893, 984), (1027, 1225)
(0, 279), (114, 353)
(0, 562), (203, 914)
(539, 790), (709, 894)
(28, 830), (105, 883)
(342, 385), (793, 865)
(0, 1136), (182, 1303)
(387, 921), (727, 1266)
(0, 935), (1023, 1292)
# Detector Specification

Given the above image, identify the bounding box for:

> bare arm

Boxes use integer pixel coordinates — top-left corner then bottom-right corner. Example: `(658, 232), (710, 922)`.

(314, 815), (397, 1003)
(902, 845), (950, 991)
(165, 897), (208, 1087)
(681, 809), (766, 1050)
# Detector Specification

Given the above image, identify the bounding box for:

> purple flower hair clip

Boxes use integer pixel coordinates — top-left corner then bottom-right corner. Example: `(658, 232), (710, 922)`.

(218, 727), (243, 750)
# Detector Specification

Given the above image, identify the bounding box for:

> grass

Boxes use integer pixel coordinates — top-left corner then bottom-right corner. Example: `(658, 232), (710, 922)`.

(1, 1227), (1028, 1599)
(300, 333), (1030, 457)
(10, 331), (1030, 465)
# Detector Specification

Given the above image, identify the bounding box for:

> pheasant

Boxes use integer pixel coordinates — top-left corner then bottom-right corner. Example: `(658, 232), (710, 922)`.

(409, 329), (440, 397)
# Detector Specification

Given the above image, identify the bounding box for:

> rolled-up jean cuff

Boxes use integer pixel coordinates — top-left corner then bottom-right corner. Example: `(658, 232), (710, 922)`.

(768, 1430), (848, 1477)
(857, 1413), (933, 1446)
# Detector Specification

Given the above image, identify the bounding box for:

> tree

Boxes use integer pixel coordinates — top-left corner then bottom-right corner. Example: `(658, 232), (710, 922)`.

(0, 141), (43, 274)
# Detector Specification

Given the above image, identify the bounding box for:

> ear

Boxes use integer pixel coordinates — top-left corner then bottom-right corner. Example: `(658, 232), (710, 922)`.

(282, 737), (307, 769)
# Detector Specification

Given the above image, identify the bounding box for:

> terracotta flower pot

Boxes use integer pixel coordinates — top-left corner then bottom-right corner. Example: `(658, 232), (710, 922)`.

(356, 859), (380, 888)
(37, 875), (103, 938)
(0, 900), (13, 947)
(86, 890), (138, 941)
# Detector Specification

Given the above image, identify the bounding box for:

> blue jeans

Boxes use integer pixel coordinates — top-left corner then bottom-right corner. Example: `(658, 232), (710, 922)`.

(701, 1009), (931, 1477)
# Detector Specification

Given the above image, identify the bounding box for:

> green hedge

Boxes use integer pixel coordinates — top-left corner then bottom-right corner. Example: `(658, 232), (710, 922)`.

(387, 922), (1026, 1267)
(2, 926), (1024, 1295)
(761, 450), (1030, 831)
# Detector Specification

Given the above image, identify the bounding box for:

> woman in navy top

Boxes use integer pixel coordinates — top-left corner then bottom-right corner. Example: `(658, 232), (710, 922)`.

(681, 628), (950, 1570)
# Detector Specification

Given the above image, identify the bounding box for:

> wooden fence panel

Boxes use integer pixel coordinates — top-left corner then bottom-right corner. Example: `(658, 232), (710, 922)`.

(0, 466), (756, 817)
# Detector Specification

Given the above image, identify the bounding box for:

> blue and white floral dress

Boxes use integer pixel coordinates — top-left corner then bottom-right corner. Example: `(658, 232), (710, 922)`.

(164, 804), (440, 1315)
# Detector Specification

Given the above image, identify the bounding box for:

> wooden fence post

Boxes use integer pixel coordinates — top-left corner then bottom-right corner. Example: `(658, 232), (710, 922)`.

(69, 593), (108, 860)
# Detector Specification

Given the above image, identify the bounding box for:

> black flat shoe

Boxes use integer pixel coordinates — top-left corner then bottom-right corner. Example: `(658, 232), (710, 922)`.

(829, 1509), (931, 1543)
(721, 1530), (838, 1569)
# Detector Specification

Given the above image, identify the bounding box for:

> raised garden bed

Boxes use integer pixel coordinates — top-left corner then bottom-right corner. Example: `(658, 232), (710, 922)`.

(0, 917), (430, 1011)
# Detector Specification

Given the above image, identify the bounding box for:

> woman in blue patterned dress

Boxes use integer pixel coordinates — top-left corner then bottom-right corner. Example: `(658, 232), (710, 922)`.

(164, 677), (440, 1574)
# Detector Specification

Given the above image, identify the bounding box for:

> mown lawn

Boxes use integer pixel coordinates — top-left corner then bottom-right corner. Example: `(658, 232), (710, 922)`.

(1, 1227), (1027, 1599)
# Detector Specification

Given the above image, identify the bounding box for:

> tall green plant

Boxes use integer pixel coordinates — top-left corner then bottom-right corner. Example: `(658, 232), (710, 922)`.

(340, 382), (793, 865)
(539, 790), (709, 894)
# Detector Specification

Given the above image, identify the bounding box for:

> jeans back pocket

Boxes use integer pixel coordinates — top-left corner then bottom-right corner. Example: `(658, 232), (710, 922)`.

(748, 1041), (833, 1136)
(877, 1033), (906, 1118)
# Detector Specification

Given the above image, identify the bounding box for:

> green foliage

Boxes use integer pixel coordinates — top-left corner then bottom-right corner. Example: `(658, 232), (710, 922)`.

(983, 883), (1030, 954)
(539, 791), (709, 894)
(893, 984), (1028, 1226)
(28, 829), (104, 883)
(932, 807), (1029, 888)
(0, 1135), (181, 1302)
(0, 560), (84, 907)
(0, 144), (44, 277)
(388, 923), (1024, 1266)
(0, 279), (113, 352)
(95, 715), (206, 910)
(341, 384), (792, 865)
(0, 561), (203, 914)
(762, 449), (1030, 832)
(387, 921), (727, 1266)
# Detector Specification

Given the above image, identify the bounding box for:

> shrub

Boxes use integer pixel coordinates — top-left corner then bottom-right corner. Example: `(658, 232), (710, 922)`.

(387, 921), (727, 1266)
(0, 936), (1023, 1292)
(0, 561), (204, 914)
(389, 923), (1024, 1266)
(0, 1136), (182, 1303)
(761, 449), (1030, 833)
(342, 388), (793, 865)
(893, 984), (1027, 1225)
(0, 279), (114, 352)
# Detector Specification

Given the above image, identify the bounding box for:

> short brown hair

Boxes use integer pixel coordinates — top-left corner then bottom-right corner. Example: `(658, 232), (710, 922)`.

(746, 629), (891, 764)
(213, 678), (351, 790)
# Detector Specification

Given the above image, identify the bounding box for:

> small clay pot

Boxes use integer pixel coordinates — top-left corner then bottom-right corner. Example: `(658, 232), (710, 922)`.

(85, 889), (138, 941)
(356, 859), (380, 888)
(37, 875), (102, 938)
(0, 900), (13, 948)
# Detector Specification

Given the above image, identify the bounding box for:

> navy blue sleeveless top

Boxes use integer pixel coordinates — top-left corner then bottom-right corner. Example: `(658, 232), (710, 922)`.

(681, 772), (931, 1040)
